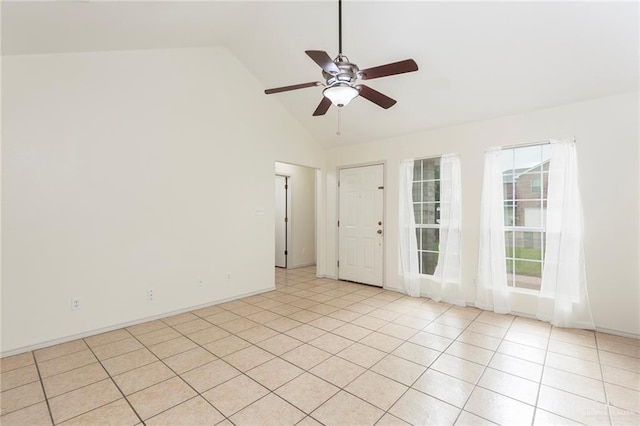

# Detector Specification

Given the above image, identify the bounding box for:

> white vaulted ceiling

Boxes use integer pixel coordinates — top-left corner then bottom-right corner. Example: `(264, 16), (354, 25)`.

(2, 1), (638, 146)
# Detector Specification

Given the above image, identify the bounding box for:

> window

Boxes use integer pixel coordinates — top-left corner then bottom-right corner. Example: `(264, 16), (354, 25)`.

(502, 144), (551, 290)
(412, 158), (440, 275)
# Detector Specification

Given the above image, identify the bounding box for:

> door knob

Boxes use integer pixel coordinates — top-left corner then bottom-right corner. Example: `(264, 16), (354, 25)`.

(377, 229), (383, 234)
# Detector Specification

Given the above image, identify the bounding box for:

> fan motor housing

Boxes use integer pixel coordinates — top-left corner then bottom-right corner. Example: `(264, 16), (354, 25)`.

(323, 61), (359, 86)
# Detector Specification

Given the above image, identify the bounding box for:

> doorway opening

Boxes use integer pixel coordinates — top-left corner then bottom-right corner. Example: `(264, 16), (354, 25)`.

(275, 162), (317, 270)
(275, 175), (290, 268)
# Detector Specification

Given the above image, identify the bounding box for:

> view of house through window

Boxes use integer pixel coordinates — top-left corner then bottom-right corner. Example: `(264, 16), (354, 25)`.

(413, 158), (440, 275)
(502, 143), (551, 290)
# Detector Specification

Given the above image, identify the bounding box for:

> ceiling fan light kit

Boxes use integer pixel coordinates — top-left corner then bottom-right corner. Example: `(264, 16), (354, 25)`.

(264, 0), (418, 117)
(323, 83), (359, 107)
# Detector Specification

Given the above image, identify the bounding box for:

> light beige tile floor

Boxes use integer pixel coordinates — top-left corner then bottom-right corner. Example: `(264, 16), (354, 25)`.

(1, 266), (639, 425)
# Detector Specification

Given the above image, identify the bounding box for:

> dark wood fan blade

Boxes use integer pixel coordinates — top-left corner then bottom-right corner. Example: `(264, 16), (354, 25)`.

(305, 50), (340, 74)
(359, 59), (418, 80)
(265, 81), (321, 94)
(313, 97), (332, 116)
(357, 85), (397, 109)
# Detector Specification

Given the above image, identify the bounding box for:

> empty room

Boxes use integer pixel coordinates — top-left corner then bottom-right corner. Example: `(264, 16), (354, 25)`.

(1, 1), (638, 425)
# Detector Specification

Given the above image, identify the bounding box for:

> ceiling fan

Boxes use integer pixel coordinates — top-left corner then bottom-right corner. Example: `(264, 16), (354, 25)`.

(264, 0), (418, 116)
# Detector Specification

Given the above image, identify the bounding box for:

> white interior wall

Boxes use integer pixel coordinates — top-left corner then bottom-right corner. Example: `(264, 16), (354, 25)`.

(275, 162), (316, 268)
(2, 44), (637, 355)
(323, 92), (640, 336)
(1, 46), (325, 355)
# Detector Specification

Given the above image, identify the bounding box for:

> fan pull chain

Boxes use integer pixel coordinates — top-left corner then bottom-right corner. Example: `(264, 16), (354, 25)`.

(336, 109), (342, 136)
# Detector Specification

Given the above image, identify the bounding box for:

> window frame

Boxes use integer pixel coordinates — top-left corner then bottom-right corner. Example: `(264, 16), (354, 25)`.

(412, 156), (441, 276)
(501, 143), (550, 292)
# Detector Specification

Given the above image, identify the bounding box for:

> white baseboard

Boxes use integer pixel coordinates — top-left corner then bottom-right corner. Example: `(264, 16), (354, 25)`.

(288, 262), (316, 269)
(1, 286), (276, 358)
(317, 273), (338, 280)
(595, 327), (640, 340)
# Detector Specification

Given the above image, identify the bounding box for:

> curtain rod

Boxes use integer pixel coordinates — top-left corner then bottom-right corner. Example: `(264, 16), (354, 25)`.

(500, 139), (550, 150)
(486, 137), (575, 152)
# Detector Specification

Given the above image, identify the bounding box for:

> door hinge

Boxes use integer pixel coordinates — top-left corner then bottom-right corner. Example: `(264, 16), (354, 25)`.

(337, 260), (339, 267)
(284, 250), (288, 255)
(338, 180), (340, 188)
(337, 220), (340, 227)
(285, 217), (288, 223)
(285, 184), (288, 190)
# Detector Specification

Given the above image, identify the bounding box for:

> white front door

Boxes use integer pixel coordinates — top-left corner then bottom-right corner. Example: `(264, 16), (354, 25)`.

(338, 165), (384, 286)
(275, 175), (288, 268)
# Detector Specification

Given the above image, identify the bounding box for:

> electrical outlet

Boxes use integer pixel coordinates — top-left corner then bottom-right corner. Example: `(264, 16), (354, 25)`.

(147, 289), (154, 301)
(71, 297), (81, 310)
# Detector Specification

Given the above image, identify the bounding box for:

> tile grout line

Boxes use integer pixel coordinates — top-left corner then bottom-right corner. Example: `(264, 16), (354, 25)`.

(126, 319), (236, 425)
(39, 353), (142, 424)
(31, 346), (87, 367)
(79, 332), (145, 426)
(284, 278), (491, 424)
(208, 284), (342, 422)
(542, 334), (626, 404)
(319, 300), (486, 424)
(278, 273), (408, 422)
(127, 305), (331, 423)
(529, 322), (552, 426)
(432, 306), (515, 426)
(281, 272), (507, 424)
(256, 278), (407, 423)
(595, 332), (614, 425)
(31, 351), (56, 425)
(538, 328), (617, 425)
(221, 286), (384, 422)
(0, 363), (41, 394)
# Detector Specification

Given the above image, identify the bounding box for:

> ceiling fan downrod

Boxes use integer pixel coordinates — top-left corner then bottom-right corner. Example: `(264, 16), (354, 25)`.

(338, 0), (343, 56)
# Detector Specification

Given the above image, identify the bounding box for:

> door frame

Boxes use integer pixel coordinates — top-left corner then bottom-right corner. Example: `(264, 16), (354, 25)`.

(335, 161), (386, 286)
(275, 173), (293, 268)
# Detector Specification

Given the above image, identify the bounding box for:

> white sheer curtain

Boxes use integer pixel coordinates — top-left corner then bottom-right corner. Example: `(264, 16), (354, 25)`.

(429, 154), (465, 305)
(476, 147), (511, 313)
(398, 159), (420, 297)
(537, 139), (594, 328)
